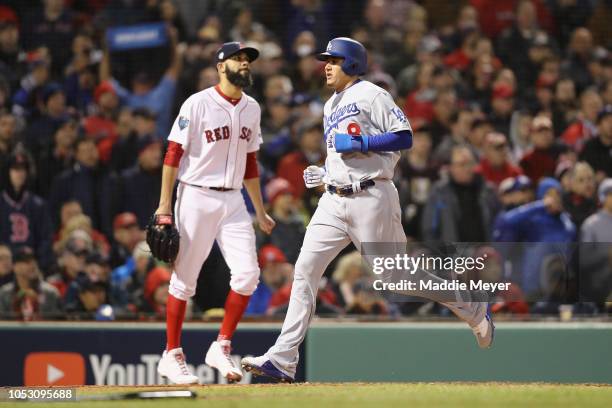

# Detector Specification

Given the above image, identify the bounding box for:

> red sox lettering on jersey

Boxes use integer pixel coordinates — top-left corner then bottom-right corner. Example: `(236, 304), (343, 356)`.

(168, 86), (262, 189)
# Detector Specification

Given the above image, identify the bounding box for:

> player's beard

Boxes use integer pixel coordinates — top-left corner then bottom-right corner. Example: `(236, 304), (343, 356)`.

(226, 65), (253, 89)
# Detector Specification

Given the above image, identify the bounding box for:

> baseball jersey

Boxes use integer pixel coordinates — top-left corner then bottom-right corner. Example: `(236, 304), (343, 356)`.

(168, 87), (263, 189)
(323, 80), (411, 186)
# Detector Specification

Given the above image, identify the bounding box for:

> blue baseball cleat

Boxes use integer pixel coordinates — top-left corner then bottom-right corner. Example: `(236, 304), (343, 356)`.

(241, 355), (294, 383)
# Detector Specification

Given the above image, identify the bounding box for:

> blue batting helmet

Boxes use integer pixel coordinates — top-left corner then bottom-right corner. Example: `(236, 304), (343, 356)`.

(316, 37), (367, 76)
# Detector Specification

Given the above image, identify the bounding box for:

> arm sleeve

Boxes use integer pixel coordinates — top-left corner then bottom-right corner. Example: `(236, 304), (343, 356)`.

(244, 152), (259, 179)
(493, 201), (545, 241)
(367, 130), (412, 152)
(109, 78), (131, 103)
(164, 141), (184, 167)
(168, 96), (197, 147)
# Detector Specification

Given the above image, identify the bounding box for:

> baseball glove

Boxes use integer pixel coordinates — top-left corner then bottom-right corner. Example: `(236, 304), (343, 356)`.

(146, 214), (180, 264)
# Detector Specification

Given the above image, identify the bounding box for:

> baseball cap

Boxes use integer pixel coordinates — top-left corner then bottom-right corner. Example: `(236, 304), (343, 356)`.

(258, 244), (287, 270)
(215, 42), (259, 63)
(94, 81), (116, 104)
(492, 84), (514, 100)
(113, 212), (139, 230)
(598, 178), (612, 203)
(597, 105), (612, 124)
(499, 175), (532, 195)
(531, 115), (553, 131)
(42, 83), (65, 104)
(132, 107), (156, 121)
(265, 178), (294, 205)
(136, 134), (160, 155)
(13, 247), (35, 264)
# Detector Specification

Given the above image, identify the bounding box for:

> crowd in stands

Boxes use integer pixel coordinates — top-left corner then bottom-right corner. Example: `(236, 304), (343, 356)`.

(0, 0), (610, 320)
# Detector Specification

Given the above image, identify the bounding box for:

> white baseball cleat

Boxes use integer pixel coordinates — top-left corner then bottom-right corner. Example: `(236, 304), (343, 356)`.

(205, 340), (243, 383)
(472, 312), (495, 349)
(157, 347), (199, 385)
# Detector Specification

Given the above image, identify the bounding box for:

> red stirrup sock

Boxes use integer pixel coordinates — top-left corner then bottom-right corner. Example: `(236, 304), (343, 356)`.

(217, 290), (251, 341)
(166, 294), (187, 350)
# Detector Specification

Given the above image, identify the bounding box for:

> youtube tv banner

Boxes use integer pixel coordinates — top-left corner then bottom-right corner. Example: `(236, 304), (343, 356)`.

(0, 324), (303, 386)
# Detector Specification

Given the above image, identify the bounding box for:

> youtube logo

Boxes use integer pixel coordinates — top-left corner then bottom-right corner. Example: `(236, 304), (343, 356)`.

(24, 352), (85, 386)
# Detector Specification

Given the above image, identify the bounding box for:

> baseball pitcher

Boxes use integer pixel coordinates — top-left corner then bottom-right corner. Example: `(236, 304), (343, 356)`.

(149, 42), (275, 384)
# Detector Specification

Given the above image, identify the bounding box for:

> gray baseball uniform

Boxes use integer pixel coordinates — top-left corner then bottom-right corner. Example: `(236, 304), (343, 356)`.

(264, 80), (485, 377)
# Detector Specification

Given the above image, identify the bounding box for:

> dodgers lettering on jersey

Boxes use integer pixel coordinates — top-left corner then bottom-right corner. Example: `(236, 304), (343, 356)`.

(322, 80), (412, 186)
(168, 87), (263, 189)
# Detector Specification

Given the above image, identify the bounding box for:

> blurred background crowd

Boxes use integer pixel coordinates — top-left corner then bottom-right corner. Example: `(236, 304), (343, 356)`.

(0, 0), (610, 321)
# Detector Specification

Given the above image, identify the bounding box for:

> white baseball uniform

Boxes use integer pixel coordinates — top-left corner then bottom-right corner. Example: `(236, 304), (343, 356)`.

(166, 86), (263, 301)
(264, 80), (486, 377)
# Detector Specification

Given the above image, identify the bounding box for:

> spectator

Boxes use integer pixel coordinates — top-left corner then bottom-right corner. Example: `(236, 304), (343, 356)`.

(111, 241), (155, 308)
(24, 82), (68, 160)
(53, 214), (110, 258)
(0, 151), (54, 271)
(551, 77), (578, 137)
(109, 212), (143, 269)
(580, 179), (612, 303)
(497, 175), (534, 212)
(422, 145), (499, 242)
(493, 177), (576, 297)
(561, 27), (595, 92)
(276, 119), (325, 200)
(0, 248), (61, 320)
(47, 235), (89, 298)
(110, 107), (155, 172)
(140, 266), (172, 318)
(580, 105), (612, 181)
(561, 88), (603, 150)
(429, 88), (457, 147)
(0, 14), (25, 93)
(11, 48), (52, 119)
(35, 116), (77, 197)
(245, 244), (293, 316)
(99, 26), (184, 137)
(488, 84), (515, 137)
(260, 178), (306, 264)
(22, 0), (77, 78)
(83, 81), (120, 164)
(0, 112), (18, 188)
(64, 271), (110, 319)
(0, 243), (13, 287)
(118, 136), (162, 227)
(476, 132), (522, 186)
(520, 115), (565, 182)
(432, 109), (474, 166)
(49, 136), (114, 237)
(563, 162), (597, 229)
(396, 126), (438, 239)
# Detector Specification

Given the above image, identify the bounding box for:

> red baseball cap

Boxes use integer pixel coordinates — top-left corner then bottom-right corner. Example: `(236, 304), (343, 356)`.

(94, 81), (116, 104)
(492, 84), (514, 100)
(266, 178), (294, 205)
(113, 212), (138, 230)
(258, 245), (287, 269)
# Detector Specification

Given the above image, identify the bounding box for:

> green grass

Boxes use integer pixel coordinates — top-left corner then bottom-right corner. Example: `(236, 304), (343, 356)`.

(1, 383), (611, 408)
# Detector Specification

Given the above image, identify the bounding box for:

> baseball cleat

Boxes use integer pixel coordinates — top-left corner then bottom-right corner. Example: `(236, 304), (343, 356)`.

(157, 347), (199, 384)
(241, 355), (294, 383)
(472, 312), (495, 349)
(205, 341), (243, 383)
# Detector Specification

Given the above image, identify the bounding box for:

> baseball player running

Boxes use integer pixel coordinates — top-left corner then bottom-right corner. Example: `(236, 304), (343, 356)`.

(241, 37), (494, 382)
(153, 42), (275, 384)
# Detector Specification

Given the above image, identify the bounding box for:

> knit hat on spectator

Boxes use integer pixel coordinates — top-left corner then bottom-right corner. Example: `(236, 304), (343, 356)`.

(258, 244), (287, 270)
(492, 84), (514, 100)
(0, 6), (18, 29)
(265, 177), (294, 205)
(136, 134), (160, 155)
(94, 81), (116, 104)
(132, 107), (156, 121)
(597, 105), (612, 124)
(537, 177), (562, 199)
(113, 212), (138, 230)
(598, 178), (612, 203)
(555, 160), (574, 180)
(144, 266), (171, 304)
(42, 83), (64, 104)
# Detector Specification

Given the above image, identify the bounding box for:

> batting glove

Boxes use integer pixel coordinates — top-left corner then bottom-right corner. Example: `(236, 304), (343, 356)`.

(334, 133), (369, 153)
(303, 165), (326, 188)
